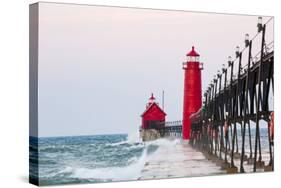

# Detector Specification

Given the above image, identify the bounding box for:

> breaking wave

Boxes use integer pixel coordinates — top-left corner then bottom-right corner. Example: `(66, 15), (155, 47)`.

(33, 134), (180, 185)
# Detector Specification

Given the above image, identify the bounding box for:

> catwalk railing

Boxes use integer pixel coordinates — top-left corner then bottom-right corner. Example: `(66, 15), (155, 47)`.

(189, 17), (274, 173)
(158, 120), (183, 137)
(139, 120), (183, 138)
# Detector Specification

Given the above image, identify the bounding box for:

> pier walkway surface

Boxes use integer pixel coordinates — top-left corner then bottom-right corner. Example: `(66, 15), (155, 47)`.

(140, 140), (225, 180)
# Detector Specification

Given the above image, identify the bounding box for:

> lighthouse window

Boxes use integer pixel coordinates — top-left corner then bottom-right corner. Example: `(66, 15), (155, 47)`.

(187, 56), (199, 62)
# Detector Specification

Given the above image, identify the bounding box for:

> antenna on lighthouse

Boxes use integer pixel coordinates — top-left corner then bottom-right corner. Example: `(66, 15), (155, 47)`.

(162, 90), (165, 111)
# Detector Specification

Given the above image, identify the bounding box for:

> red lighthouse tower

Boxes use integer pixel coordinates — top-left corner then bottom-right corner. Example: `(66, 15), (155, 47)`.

(182, 46), (203, 140)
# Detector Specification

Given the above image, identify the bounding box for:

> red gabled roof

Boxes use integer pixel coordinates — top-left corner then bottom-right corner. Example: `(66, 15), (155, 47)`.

(141, 102), (166, 117)
(186, 46), (200, 57)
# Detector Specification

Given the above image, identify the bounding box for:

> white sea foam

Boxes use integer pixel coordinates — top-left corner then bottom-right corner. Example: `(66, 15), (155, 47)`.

(127, 131), (142, 144)
(145, 138), (180, 148)
(69, 149), (147, 181)
(108, 141), (128, 146)
(106, 131), (142, 147)
(107, 134), (179, 150)
(65, 137), (180, 181)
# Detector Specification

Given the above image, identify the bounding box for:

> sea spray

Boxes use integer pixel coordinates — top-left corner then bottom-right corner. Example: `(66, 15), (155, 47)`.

(70, 148), (148, 181)
(127, 131), (142, 144)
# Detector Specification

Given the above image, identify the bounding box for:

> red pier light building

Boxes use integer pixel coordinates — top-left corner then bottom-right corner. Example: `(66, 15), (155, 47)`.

(182, 46), (203, 140)
(141, 93), (166, 129)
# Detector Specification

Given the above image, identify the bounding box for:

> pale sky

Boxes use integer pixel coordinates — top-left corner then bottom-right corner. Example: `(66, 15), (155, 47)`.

(36, 2), (273, 137)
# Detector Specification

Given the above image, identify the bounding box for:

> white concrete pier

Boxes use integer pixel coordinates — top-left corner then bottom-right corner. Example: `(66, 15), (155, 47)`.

(140, 140), (225, 180)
